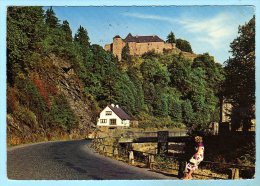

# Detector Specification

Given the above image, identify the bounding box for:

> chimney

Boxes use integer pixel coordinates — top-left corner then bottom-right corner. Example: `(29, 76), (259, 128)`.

(111, 103), (115, 107)
(116, 105), (119, 108)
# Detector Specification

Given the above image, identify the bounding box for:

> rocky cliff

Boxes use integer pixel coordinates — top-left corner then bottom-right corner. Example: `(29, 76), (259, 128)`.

(7, 54), (97, 146)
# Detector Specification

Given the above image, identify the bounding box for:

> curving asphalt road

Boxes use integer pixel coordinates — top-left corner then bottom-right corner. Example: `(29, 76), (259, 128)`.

(7, 139), (176, 180)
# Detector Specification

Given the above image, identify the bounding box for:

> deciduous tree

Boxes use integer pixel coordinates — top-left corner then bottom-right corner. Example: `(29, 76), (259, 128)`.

(224, 16), (255, 132)
(176, 38), (193, 53)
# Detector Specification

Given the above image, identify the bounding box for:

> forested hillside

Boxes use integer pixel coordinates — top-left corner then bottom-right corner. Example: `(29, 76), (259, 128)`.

(7, 7), (225, 145)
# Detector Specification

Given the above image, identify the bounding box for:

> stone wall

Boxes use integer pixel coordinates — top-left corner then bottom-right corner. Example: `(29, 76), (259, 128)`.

(104, 38), (177, 61)
(104, 44), (112, 52)
(127, 41), (175, 56)
(134, 42), (173, 55)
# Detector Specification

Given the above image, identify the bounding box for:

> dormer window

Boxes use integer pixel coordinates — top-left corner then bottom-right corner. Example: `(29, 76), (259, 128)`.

(106, 111), (112, 115)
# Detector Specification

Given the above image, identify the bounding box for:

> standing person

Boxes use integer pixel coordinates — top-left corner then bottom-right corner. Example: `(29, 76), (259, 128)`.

(183, 136), (204, 180)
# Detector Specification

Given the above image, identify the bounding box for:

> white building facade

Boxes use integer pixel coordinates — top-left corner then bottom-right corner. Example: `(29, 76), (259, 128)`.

(97, 104), (131, 128)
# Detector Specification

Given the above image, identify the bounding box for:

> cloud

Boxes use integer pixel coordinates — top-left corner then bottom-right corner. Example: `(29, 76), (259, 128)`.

(123, 12), (237, 50)
(176, 13), (236, 49)
(122, 12), (173, 22)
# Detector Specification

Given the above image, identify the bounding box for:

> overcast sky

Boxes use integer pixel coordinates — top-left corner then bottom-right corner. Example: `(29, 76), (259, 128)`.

(48, 6), (255, 64)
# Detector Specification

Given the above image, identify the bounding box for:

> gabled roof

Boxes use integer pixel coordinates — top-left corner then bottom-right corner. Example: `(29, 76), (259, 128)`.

(108, 105), (132, 120)
(124, 33), (164, 43)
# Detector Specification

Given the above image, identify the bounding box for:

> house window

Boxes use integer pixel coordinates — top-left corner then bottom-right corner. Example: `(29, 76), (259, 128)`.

(110, 119), (116, 125)
(106, 111), (112, 115)
(100, 119), (107, 123)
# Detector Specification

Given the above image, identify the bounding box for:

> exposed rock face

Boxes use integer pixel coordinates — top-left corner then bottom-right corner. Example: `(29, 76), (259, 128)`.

(7, 54), (97, 146)
(46, 54), (97, 135)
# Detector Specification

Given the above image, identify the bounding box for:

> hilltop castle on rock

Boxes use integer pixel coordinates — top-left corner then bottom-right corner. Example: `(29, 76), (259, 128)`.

(104, 33), (176, 61)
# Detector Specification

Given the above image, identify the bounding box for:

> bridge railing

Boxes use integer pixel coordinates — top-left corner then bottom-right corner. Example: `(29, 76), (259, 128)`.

(90, 137), (255, 179)
(120, 130), (187, 138)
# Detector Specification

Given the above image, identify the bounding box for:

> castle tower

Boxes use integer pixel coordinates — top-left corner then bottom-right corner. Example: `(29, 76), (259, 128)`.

(112, 35), (125, 61)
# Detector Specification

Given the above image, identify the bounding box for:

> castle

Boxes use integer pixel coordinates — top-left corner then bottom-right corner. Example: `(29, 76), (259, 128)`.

(104, 33), (175, 61)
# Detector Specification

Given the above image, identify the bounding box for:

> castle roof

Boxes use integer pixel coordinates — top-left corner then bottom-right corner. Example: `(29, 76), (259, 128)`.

(124, 33), (164, 43)
(113, 35), (121, 39)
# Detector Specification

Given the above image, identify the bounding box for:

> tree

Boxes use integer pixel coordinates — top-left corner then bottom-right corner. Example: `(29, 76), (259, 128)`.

(50, 94), (78, 130)
(140, 58), (170, 116)
(127, 67), (145, 114)
(74, 25), (90, 47)
(192, 53), (225, 94)
(122, 43), (131, 63)
(74, 25), (91, 62)
(45, 7), (59, 28)
(224, 16), (255, 132)
(168, 55), (192, 96)
(61, 20), (73, 42)
(166, 31), (176, 44)
(176, 38), (193, 53)
(7, 7), (45, 85)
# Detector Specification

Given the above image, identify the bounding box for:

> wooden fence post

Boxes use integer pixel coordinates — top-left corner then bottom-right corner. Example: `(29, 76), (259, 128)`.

(129, 151), (134, 164)
(228, 168), (239, 179)
(147, 155), (154, 169)
(178, 160), (186, 179)
(157, 131), (169, 155)
(99, 144), (103, 153)
(103, 145), (107, 155)
(113, 146), (119, 159)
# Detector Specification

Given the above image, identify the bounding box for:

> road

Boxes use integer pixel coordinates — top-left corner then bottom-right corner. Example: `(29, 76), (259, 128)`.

(7, 139), (176, 180)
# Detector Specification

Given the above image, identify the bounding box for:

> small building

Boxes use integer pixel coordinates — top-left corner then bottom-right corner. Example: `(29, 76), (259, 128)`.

(97, 104), (133, 129)
(219, 98), (255, 132)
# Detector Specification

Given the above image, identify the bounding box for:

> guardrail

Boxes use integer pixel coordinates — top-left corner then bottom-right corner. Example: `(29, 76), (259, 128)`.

(90, 137), (255, 179)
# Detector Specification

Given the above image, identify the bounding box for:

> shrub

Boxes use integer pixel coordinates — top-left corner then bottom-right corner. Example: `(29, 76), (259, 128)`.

(14, 106), (38, 129)
(30, 73), (52, 109)
(49, 94), (78, 131)
(138, 112), (184, 129)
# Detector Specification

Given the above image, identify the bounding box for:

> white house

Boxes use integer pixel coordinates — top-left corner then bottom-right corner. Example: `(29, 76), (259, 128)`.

(97, 104), (132, 128)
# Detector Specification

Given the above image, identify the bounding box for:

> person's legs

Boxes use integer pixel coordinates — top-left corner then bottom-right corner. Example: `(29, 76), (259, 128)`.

(183, 169), (192, 179)
(187, 170), (193, 179)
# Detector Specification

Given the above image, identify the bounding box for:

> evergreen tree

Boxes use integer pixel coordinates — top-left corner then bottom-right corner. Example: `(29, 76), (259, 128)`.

(45, 7), (59, 28)
(50, 94), (78, 131)
(7, 7), (45, 85)
(122, 43), (131, 63)
(74, 25), (91, 62)
(166, 31), (176, 44)
(74, 25), (90, 47)
(61, 20), (73, 42)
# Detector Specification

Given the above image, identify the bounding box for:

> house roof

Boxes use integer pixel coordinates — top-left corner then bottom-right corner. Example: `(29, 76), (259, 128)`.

(124, 33), (164, 43)
(108, 105), (132, 120)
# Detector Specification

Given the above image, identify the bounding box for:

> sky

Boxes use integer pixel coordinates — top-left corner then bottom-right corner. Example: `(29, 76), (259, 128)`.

(48, 6), (254, 64)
